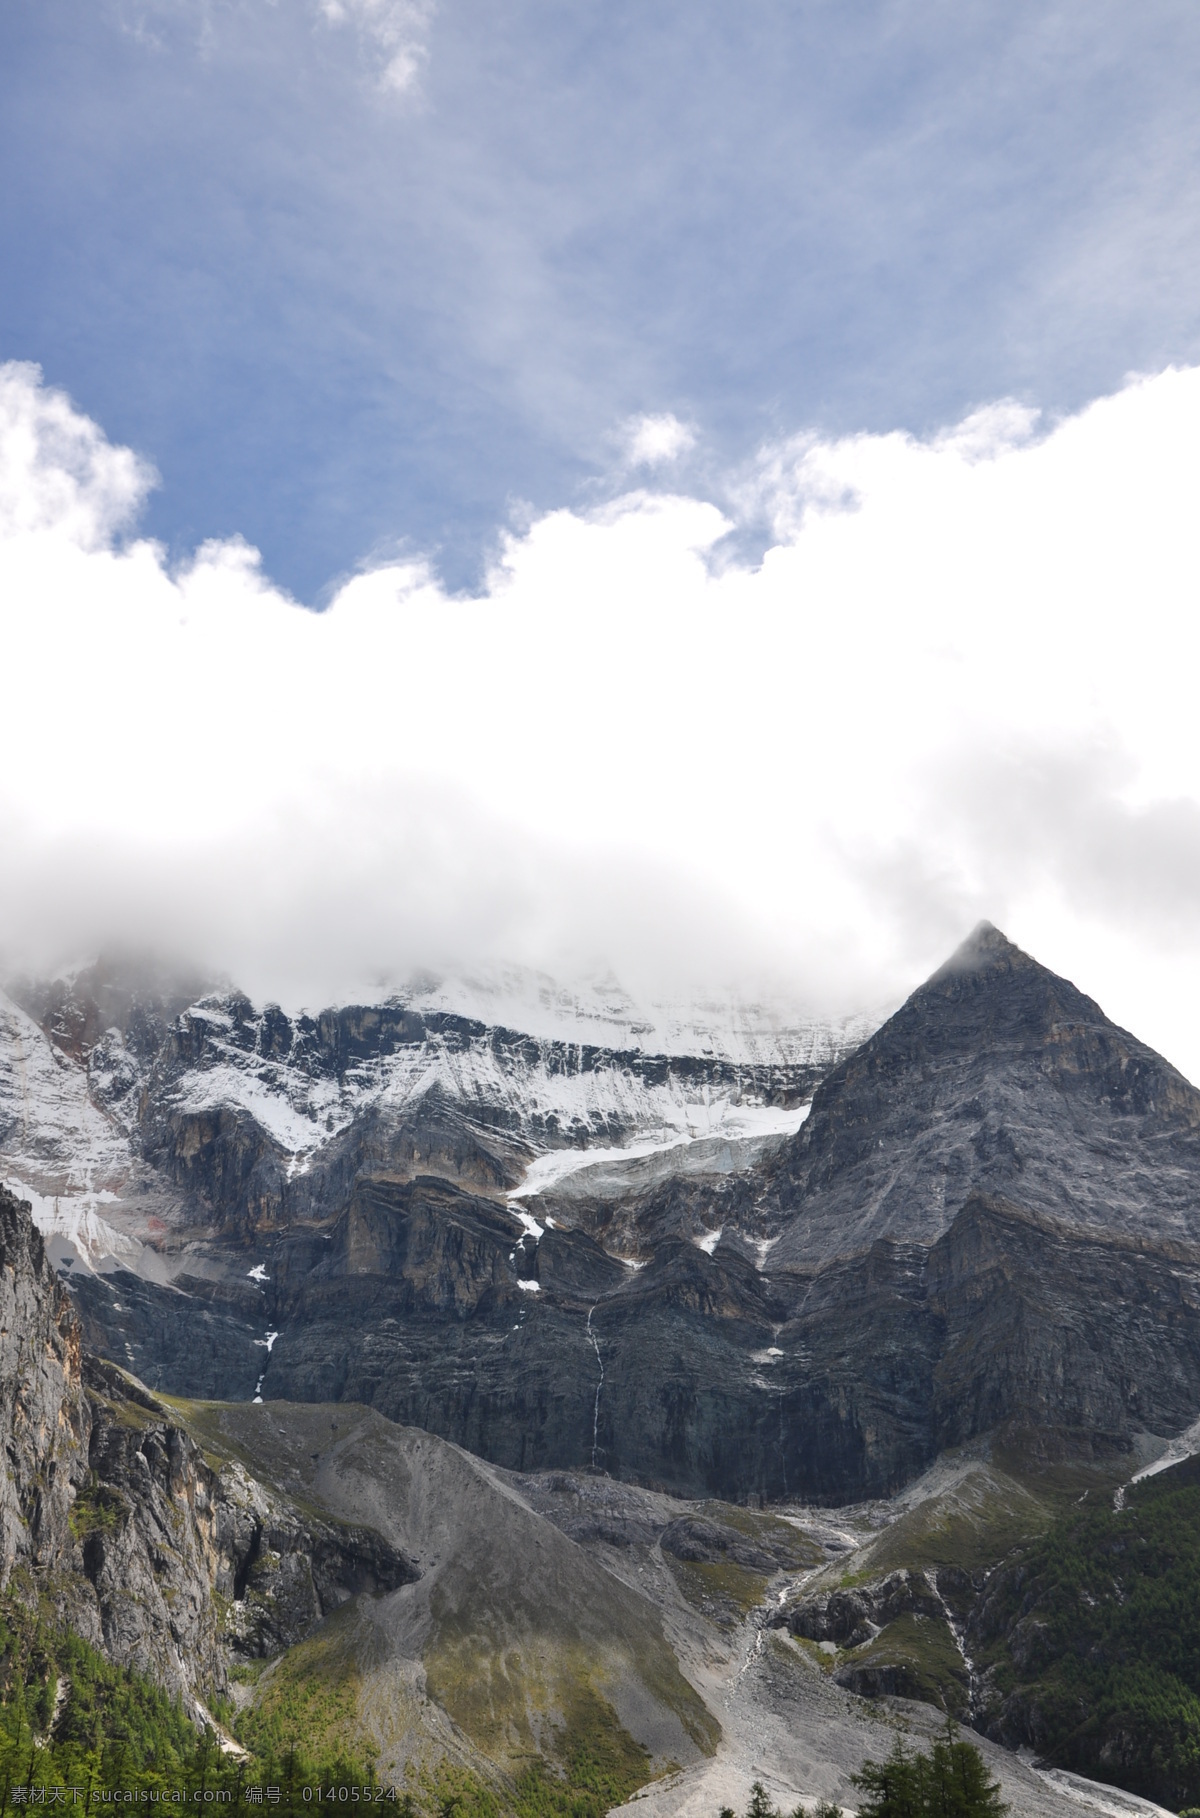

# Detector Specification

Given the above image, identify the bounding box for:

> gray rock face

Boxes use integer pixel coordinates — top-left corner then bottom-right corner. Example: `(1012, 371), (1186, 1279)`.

(779, 1570), (944, 1650)
(0, 1182), (417, 1706)
(0, 1183), (85, 1585)
(765, 920), (1200, 1266)
(25, 926), (1200, 1507)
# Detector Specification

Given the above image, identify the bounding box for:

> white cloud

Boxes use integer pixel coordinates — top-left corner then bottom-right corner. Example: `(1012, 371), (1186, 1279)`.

(621, 413), (696, 469)
(317, 0), (434, 94)
(0, 363), (155, 549)
(4, 362), (1200, 1074)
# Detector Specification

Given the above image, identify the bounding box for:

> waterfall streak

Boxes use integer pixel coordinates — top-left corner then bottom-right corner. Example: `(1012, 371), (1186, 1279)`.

(586, 1304), (604, 1470)
(926, 1569), (978, 1719)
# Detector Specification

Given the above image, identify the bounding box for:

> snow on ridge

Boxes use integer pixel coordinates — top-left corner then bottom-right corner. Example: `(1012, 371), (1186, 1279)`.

(390, 964), (879, 1066)
(2, 959), (855, 1201)
(0, 989), (131, 1193)
(170, 1058), (354, 1156)
(163, 999), (825, 1169)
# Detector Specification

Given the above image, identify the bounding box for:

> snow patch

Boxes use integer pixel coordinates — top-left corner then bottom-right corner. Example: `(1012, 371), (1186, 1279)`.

(0, 990), (131, 1193)
(695, 1227), (723, 1255)
(509, 1101), (811, 1202)
(8, 1177), (143, 1274)
(1129, 1413), (1200, 1487)
(247, 1264), (269, 1283)
(515, 1279), (541, 1292)
(755, 1235), (781, 1269)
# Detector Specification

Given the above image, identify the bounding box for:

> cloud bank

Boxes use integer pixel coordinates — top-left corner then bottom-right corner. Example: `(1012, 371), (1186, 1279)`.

(3, 361), (1200, 1073)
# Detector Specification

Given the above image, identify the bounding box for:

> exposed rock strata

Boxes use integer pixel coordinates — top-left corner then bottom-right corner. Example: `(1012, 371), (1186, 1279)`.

(31, 927), (1200, 1507)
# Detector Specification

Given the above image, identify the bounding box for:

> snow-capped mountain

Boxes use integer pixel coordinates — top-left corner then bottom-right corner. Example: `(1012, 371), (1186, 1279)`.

(0, 959), (874, 1276)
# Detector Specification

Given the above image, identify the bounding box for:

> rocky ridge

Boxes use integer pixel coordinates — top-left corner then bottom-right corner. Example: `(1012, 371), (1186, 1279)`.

(0, 1180), (418, 1713)
(47, 927), (1200, 1513)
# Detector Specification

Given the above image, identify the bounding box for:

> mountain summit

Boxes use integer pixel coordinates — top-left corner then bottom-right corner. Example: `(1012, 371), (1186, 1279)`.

(767, 920), (1200, 1270)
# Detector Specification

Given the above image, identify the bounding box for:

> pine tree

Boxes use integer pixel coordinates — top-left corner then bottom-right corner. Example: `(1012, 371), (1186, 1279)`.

(924, 1725), (1007, 1818)
(747, 1781), (779, 1818)
(851, 1740), (924, 1818)
(850, 1730), (1007, 1818)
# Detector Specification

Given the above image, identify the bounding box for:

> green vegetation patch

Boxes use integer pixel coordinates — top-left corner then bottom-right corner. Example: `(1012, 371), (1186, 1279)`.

(416, 1680), (655, 1818)
(0, 1595), (231, 1797)
(424, 1616), (661, 1777)
(425, 1569), (715, 1772)
(68, 1478), (130, 1541)
(977, 1449), (1200, 1811)
(697, 1504), (823, 1570)
(665, 1556), (768, 1620)
(234, 1601), (374, 1771)
(860, 1468), (1048, 1578)
(0, 1593), (383, 1805)
(839, 1614), (969, 1718)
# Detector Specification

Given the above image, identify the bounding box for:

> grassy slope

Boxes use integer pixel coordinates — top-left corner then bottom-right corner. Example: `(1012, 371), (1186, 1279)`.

(779, 1452), (1130, 1725)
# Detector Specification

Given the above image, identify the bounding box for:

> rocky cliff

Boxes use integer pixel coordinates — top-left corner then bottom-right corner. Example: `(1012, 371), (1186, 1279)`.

(14, 928), (1200, 1509)
(0, 1180), (417, 1711)
(0, 1177), (718, 1794)
(63, 928), (1200, 1505)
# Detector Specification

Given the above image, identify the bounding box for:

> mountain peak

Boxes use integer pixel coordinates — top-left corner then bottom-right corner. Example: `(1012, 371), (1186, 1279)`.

(934, 920), (1029, 979)
(769, 920), (1200, 1272)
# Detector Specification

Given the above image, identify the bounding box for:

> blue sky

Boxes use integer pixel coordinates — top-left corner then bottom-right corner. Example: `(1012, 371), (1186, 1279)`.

(5, 0), (1200, 600)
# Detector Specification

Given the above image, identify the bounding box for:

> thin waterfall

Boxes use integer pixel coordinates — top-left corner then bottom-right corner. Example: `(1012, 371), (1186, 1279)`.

(586, 1303), (605, 1470)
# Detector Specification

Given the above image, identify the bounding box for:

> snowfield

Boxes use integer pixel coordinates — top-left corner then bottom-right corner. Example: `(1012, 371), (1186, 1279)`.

(1, 965), (868, 1274)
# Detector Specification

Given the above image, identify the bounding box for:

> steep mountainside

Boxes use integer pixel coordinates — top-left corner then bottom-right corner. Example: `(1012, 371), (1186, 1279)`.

(0, 1178), (718, 1794)
(11, 929), (1200, 1511)
(4, 973), (1195, 1817)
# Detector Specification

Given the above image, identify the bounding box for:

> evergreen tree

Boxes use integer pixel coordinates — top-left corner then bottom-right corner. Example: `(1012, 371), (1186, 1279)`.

(747, 1783), (779, 1818)
(850, 1740), (924, 1818)
(923, 1725), (1007, 1818)
(851, 1730), (1007, 1818)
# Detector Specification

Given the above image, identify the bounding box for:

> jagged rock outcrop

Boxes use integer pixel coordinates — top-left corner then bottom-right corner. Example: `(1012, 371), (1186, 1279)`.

(778, 1569), (944, 1650)
(0, 1182), (417, 1706)
(0, 1182), (85, 1585)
